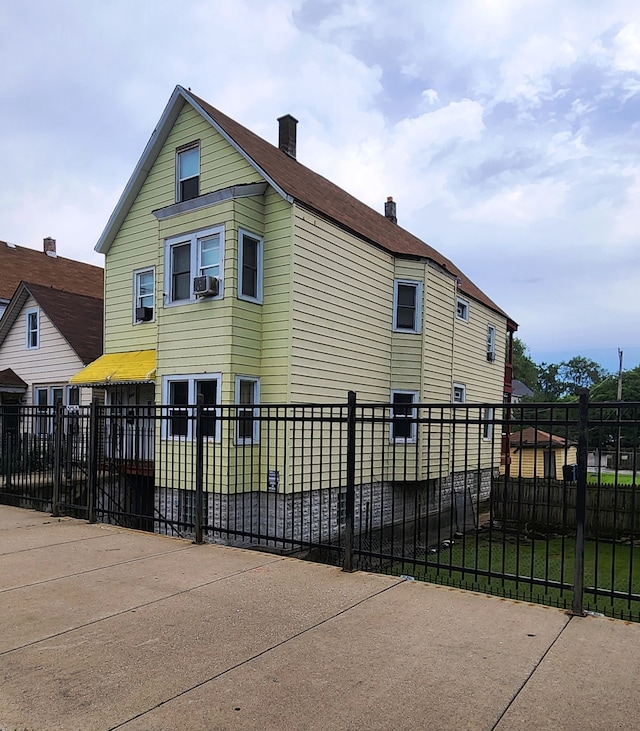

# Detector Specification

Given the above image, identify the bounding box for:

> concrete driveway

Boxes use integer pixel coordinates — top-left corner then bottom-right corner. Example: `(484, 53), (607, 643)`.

(1, 505), (638, 731)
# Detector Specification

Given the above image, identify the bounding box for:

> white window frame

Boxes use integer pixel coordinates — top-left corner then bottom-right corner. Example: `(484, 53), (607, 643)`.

(393, 280), (422, 333)
(487, 324), (497, 362)
(235, 376), (260, 444)
(482, 407), (494, 441)
(238, 229), (263, 304)
(164, 226), (224, 305)
(133, 267), (155, 323)
(456, 297), (469, 322)
(162, 373), (221, 441)
(390, 390), (419, 443)
(26, 308), (39, 349)
(176, 141), (200, 203)
(453, 383), (466, 404)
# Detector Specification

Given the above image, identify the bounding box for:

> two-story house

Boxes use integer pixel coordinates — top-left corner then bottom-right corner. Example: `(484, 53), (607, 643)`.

(0, 239), (104, 410)
(71, 86), (516, 535)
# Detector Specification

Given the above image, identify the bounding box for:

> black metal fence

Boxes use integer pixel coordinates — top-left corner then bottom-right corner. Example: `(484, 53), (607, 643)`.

(1, 393), (639, 621)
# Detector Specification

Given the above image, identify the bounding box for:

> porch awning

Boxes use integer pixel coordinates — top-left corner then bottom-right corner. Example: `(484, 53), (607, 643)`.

(70, 351), (156, 387)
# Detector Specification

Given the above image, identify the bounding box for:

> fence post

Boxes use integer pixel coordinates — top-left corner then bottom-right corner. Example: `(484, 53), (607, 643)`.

(343, 390), (356, 573)
(87, 398), (99, 523)
(571, 389), (589, 616)
(194, 394), (204, 544)
(52, 404), (64, 517)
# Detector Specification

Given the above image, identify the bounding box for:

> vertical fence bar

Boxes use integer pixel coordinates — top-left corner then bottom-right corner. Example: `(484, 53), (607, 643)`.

(194, 395), (204, 544)
(572, 389), (589, 616)
(343, 391), (356, 572)
(87, 399), (99, 523)
(51, 405), (63, 517)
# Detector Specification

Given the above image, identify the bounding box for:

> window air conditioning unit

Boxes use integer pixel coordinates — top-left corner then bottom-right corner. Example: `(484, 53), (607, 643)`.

(193, 275), (219, 297)
(135, 306), (153, 322)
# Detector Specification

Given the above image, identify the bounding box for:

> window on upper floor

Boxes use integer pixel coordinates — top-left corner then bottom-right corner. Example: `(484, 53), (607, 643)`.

(26, 308), (39, 349)
(390, 390), (418, 442)
(165, 226), (224, 305)
(238, 230), (263, 303)
(176, 142), (200, 202)
(235, 376), (260, 444)
(453, 383), (466, 404)
(487, 324), (496, 362)
(456, 297), (469, 322)
(163, 374), (221, 440)
(134, 267), (155, 323)
(393, 280), (422, 333)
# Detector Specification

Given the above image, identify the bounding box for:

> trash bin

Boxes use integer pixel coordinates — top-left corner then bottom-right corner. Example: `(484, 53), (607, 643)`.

(563, 464), (577, 482)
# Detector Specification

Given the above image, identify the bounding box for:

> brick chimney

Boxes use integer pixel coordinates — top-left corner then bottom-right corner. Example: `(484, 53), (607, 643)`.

(278, 114), (298, 159)
(384, 197), (397, 224)
(43, 237), (57, 258)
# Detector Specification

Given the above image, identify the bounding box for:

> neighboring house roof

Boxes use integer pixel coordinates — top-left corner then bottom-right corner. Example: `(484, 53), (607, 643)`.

(0, 368), (28, 390)
(0, 282), (103, 365)
(0, 239), (103, 303)
(512, 379), (534, 399)
(510, 428), (571, 448)
(95, 85), (515, 327)
(70, 350), (156, 387)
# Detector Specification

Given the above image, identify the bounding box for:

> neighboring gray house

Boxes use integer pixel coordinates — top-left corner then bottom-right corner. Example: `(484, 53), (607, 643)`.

(511, 379), (534, 403)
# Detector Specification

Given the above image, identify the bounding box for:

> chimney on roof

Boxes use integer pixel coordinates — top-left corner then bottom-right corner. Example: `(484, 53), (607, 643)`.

(384, 197), (397, 224)
(278, 114), (298, 159)
(43, 237), (57, 258)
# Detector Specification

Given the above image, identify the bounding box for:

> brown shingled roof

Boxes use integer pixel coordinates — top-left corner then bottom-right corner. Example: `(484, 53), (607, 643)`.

(510, 428), (570, 448)
(23, 283), (103, 365)
(189, 91), (512, 322)
(0, 368), (28, 389)
(0, 241), (103, 302)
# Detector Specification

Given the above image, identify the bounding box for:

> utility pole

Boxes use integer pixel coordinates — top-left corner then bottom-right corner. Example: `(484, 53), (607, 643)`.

(616, 349), (623, 471)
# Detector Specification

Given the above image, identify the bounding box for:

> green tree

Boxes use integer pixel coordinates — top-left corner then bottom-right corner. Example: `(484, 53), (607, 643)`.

(590, 365), (640, 402)
(512, 337), (538, 390)
(559, 356), (608, 397)
(536, 362), (564, 401)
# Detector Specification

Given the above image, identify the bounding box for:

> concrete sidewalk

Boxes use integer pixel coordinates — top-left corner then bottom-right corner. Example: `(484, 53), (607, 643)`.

(0, 505), (637, 731)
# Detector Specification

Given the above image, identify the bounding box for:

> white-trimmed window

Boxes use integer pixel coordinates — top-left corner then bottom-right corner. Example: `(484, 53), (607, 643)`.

(456, 297), (469, 322)
(163, 374), (221, 440)
(165, 226), (224, 304)
(482, 407), (494, 440)
(134, 267), (155, 322)
(487, 324), (496, 362)
(390, 390), (418, 442)
(393, 280), (422, 333)
(34, 385), (66, 434)
(176, 142), (200, 202)
(453, 383), (466, 404)
(235, 376), (260, 444)
(238, 230), (263, 303)
(26, 308), (39, 349)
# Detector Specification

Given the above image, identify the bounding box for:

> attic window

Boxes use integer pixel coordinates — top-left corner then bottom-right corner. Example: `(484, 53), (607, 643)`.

(456, 297), (469, 322)
(26, 309), (39, 349)
(176, 142), (200, 202)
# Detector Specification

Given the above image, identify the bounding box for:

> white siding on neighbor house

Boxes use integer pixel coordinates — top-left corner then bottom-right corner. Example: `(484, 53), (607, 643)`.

(0, 296), (90, 406)
(290, 205), (395, 403)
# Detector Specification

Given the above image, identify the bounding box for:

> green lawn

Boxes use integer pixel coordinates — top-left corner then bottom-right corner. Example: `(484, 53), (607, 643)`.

(587, 472), (639, 486)
(386, 534), (640, 621)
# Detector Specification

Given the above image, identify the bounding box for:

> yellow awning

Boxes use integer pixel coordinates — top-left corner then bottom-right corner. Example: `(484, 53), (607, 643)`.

(70, 351), (156, 386)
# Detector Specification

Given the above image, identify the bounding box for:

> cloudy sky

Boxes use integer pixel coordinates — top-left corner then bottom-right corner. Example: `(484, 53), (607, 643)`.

(1, 0), (639, 372)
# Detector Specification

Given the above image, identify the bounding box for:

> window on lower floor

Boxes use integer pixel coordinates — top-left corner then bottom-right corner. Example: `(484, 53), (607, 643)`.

(163, 374), (221, 440)
(390, 390), (418, 442)
(482, 407), (494, 440)
(34, 385), (67, 433)
(393, 280), (422, 333)
(235, 376), (260, 444)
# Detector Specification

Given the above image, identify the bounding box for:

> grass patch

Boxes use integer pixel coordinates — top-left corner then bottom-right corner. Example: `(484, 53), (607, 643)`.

(587, 472), (639, 486)
(385, 534), (640, 621)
